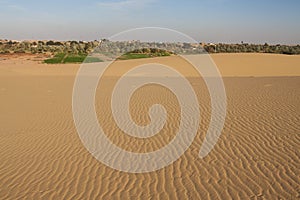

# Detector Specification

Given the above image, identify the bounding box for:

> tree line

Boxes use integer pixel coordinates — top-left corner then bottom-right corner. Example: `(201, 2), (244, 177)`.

(0, 39), (299, 55)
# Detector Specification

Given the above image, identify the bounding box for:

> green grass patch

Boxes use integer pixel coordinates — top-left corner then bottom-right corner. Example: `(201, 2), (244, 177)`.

(118, 53), (151, 60)
(117, 52), (171, 60)
(44, 50), (171, 64)
(63, 54), (86, 63)
(44, 53), (103, 64)
(44, 53), (66, 64)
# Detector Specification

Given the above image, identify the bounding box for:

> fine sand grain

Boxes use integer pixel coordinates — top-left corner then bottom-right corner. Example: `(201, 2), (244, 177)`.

(0, 54), (299, 199)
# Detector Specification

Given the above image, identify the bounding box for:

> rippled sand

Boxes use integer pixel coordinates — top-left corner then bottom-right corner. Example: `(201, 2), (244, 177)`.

(0, 54), (299, 199)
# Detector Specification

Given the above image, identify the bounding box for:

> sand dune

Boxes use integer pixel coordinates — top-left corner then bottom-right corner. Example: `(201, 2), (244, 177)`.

(0, 53), (299, 199)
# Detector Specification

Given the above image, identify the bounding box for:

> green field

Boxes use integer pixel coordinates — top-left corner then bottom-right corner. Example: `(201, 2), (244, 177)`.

(44, 53), (66, 64)
(44, 53), (103, 64)
(44, 50), (172, 64)
(117, 52), (171, 60)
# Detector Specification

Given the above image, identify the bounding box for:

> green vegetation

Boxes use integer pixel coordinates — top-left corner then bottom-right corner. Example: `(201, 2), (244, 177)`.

(44, 53), (66, 64)
(117, 48), (172, 60)
(44, 48), (171, 64)
(204, 43), (300, 55)
(63, 54), (87, 63)
(118, 53), (152, 60)
(44, 53), (103, 64)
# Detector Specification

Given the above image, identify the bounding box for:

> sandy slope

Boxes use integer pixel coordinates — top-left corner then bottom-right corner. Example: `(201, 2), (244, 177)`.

(0, 53), (299, 199)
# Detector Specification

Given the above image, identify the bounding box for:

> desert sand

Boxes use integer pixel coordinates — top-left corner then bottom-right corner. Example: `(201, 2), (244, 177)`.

(0, 53), (299, 199)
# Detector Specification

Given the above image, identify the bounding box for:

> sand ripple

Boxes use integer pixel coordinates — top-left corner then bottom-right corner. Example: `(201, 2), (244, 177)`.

(0, 61), (299, 199)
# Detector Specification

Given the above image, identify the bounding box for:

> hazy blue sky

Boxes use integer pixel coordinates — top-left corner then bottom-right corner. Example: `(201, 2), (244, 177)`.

(0, 0), (299, 43)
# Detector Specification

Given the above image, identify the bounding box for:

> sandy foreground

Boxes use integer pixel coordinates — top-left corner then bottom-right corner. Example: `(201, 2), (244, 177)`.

(0, 53), (299, 199)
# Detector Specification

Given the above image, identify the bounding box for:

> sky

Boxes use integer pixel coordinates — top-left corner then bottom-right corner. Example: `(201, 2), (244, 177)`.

(0, 0), (299, 44)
